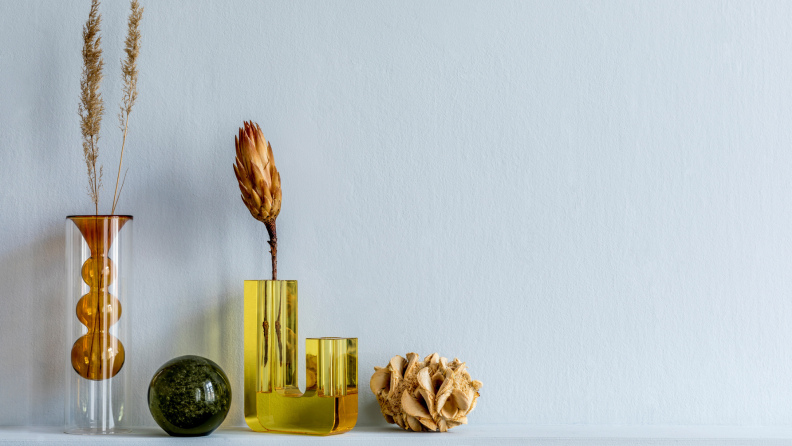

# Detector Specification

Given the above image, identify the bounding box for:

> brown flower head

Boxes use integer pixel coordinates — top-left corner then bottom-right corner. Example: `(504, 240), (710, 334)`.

(234, 121), (282, 223)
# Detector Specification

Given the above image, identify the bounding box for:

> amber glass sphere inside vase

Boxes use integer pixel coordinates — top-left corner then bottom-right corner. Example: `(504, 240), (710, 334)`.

(70, 332), (126, 380)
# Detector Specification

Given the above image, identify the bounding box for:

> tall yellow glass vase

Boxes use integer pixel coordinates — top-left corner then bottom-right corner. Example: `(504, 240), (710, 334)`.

(243, 280), (358, 435)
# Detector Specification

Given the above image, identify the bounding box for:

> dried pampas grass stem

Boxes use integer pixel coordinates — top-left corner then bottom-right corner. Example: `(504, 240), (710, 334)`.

(111, 0), (143, 215)
(78, 0), (105, 215)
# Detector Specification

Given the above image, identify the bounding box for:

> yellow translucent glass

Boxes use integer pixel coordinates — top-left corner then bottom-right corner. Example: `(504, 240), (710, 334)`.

(244, 280), (358, 435)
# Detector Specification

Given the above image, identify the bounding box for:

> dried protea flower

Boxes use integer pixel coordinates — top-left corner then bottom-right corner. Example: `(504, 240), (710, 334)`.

(370, 353), (483, 432)
(233, 121), (282, 279)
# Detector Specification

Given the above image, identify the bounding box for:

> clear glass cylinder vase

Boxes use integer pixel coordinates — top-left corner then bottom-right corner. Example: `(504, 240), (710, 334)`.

(65, 215), (133, 434)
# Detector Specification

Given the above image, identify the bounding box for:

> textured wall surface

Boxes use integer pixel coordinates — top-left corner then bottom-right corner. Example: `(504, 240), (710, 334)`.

(2, 0), (792, 429)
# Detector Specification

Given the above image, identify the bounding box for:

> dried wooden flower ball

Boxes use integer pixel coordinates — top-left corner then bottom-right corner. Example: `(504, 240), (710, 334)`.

(369, 352), (482, 432)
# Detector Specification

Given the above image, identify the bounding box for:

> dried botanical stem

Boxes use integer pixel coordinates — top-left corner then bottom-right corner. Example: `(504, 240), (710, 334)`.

(112, 0), (143, 215)
(112, 115), (129, 215)
(274, 297), (283, 363)
(114, 167), (129, 209)
(79, 0), (105, 214)
(265, 221), (277, 280)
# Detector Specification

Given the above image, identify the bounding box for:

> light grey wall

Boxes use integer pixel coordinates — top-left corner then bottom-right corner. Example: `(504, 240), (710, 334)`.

(2, 0), (792, 429)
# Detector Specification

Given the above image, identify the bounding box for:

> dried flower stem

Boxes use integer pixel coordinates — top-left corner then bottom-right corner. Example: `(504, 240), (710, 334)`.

(112, 0), (143, 215)
(79, 0), (105, 215)
(265, 221), (277, 280)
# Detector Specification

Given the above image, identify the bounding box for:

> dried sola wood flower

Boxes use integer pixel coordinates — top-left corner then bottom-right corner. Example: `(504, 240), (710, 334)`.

(370, 353), (483, 432)
(233, 122), (282, 279)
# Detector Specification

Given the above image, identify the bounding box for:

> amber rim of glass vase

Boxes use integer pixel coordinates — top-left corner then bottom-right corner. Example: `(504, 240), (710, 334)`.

(67, 215), (133, 219)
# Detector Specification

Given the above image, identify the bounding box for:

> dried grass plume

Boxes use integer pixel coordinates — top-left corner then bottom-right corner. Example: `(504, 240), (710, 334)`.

(78, 0), (105, 214)
(111, 0), (144, 214)
(77, 0), (143, 215)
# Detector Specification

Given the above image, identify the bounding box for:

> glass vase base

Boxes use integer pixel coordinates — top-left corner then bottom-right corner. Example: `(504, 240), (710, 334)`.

(64, 427), (133, 435)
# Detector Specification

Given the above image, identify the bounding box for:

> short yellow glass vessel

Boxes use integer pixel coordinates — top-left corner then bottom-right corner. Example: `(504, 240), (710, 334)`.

(243, 280), (358, 435)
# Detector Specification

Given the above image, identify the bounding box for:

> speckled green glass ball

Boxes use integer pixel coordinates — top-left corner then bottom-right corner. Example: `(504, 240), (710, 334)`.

(148, 355), (232, 437)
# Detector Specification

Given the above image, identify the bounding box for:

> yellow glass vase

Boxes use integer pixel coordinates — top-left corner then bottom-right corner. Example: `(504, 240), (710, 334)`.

(243, 280), (358, 435)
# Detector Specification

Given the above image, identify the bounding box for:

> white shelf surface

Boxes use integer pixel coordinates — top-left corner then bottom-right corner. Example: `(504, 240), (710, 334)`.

(3, 425), (792, 445)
